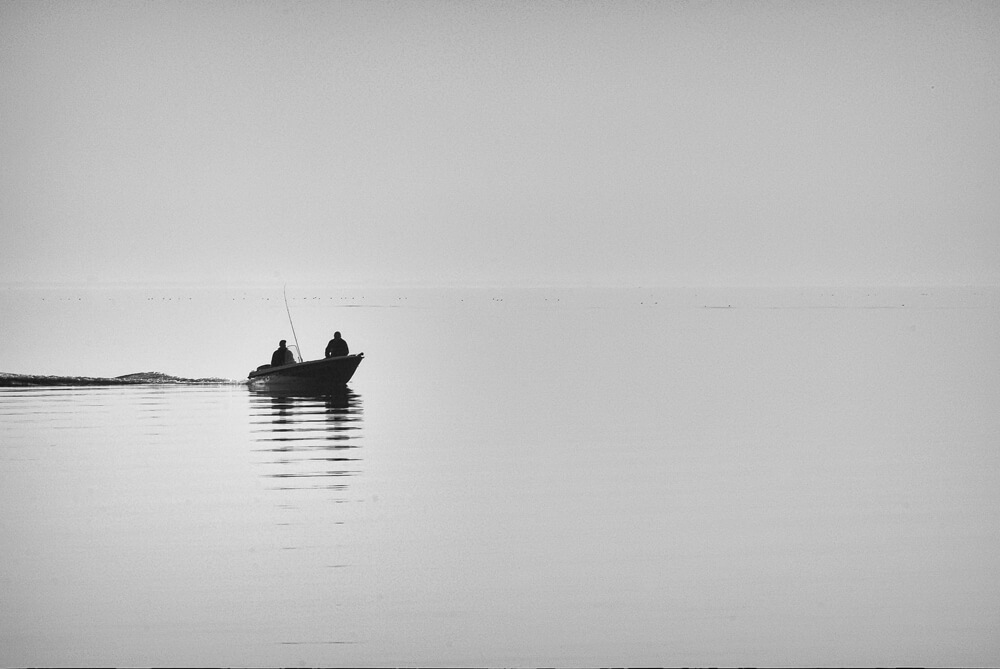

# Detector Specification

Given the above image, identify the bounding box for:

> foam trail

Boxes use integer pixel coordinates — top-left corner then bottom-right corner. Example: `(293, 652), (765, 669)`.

(0, 372), (241, 387)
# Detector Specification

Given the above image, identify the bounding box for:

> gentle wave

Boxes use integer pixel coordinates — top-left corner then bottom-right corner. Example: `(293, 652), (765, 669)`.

(0, 371), (241, 387)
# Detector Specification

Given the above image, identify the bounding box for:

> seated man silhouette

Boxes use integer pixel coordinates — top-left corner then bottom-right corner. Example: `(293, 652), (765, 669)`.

(270, 340), (296, 366)
(325, 332), (349, 358)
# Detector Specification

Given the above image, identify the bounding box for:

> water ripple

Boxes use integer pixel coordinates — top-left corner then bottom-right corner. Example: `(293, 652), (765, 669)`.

(248, 389), (364, 493)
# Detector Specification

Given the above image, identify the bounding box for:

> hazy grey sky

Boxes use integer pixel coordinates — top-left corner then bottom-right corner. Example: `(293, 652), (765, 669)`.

(2, 0), (998, 286)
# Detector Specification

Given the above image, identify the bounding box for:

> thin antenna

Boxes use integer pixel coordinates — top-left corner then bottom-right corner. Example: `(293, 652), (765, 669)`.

(283, 284), (302, 362)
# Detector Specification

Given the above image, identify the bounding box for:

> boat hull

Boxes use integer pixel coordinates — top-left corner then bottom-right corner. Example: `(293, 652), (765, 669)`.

(247, 353), (363, 392)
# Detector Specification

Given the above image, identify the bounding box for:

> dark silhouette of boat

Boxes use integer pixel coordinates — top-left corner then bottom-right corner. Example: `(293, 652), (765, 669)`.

(247, 353), (364, 392)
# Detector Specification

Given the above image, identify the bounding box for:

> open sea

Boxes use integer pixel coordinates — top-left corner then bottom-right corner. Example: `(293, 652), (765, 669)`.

(1, 285), (998, 666)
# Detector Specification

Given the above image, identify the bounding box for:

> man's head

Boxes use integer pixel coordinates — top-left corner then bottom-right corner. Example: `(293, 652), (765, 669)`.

(279, 340), (287, 347)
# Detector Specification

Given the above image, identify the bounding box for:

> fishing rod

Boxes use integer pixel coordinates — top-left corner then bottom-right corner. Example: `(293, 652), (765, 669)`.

(283, 284), (303, 363)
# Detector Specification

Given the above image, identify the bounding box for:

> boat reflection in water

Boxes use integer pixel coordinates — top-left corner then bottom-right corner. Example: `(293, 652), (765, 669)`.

(248, 387), (364, 494)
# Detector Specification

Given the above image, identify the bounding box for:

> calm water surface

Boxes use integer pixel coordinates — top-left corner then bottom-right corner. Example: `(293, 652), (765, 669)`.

(1, 287), (998, 666)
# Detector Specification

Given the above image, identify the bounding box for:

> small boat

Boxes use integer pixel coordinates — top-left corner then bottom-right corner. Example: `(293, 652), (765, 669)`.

(249, 286), (364, 393)
(247, 353), (364, 392)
